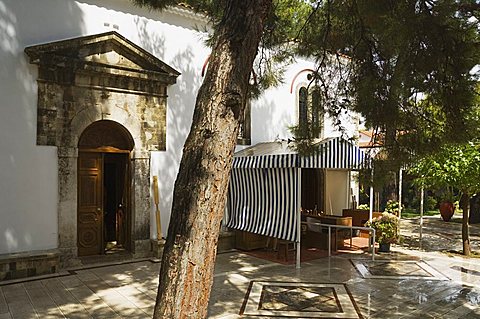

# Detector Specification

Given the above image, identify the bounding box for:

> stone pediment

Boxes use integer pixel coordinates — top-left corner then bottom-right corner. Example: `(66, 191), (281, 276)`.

(25, 31), (180, 84)
(27, 31), (174, 152)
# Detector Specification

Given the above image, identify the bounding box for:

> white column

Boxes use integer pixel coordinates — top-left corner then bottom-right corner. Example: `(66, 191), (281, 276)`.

(369, 169), (374, 222)
(398, 168), (403, 219)
(296, 167), (302, 269)
(420, 186), (424, 246)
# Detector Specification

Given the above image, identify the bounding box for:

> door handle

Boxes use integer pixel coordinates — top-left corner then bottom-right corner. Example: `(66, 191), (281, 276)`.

(95, 208), (102, 221)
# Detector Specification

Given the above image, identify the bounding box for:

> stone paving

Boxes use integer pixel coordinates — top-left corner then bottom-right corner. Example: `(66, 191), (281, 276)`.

(0, 216), (479, 318)
(400, 215), (480, 253)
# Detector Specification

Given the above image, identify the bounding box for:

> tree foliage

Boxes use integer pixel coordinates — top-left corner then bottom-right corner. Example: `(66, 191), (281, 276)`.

(134, 0), (311, 89)
(132, 0), (480, 315)
(409, 141), (480, 193)
(296, 0), (480, 162)
(135, 1), (480, 153)
(409, 140), (480, 255)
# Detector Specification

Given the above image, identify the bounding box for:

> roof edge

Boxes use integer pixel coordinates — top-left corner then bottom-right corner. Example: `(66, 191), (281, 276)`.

(25, 31), (180, 77)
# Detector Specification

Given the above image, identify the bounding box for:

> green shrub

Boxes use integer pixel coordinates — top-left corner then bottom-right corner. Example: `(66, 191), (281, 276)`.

(384, 200), (403, 216)
(365, 212), (400, 244)
(411, 195), (437, 211)
(425, 195), (437, 211)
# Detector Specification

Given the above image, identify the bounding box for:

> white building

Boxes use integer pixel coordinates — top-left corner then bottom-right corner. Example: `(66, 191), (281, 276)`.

(0, 0), (360, 280)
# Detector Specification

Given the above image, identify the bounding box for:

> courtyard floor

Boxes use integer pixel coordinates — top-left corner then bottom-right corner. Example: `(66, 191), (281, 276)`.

(1, 216), (480, 318)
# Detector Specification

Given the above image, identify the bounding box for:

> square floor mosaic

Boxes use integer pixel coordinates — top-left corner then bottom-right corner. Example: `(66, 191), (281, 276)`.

(351, 260), (449, 280)
(241, 281), (361, 318)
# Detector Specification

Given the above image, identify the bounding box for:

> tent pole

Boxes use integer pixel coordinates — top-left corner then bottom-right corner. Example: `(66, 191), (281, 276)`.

(398, 168), (403, 220)
(347, 170), (351, 208)
(369, 169), (374, 222)
(296, 167), (302, 269)
(420, 186), (424, 248)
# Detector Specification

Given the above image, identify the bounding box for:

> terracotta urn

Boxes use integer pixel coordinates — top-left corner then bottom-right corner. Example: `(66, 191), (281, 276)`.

(439, 201), (454, 222)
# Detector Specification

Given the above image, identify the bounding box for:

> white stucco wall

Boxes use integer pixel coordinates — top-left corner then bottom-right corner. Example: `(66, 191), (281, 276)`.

(0, 0), (360, 254)
(325, 170), (350, 216)
(0, 0), (84, 254)
(0, 0), (211, 254)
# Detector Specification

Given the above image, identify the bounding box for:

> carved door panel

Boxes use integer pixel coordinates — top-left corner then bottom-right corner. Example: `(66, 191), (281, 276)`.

(78, 152), (103, 256)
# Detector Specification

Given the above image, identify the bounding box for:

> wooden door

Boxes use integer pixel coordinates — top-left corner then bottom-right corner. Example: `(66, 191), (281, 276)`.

(78, 152), (103, 256)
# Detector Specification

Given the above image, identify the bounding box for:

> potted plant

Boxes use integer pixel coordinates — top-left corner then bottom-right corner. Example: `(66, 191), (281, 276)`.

(365, 212), (400, 252)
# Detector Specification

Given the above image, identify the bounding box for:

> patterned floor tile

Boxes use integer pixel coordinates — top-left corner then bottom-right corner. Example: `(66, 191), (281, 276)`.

(242, 281), (361, 318)
(351, 259), (449, 280)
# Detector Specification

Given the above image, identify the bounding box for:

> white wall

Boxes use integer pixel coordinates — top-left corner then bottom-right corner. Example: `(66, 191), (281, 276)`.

(248, 57), (359, 147)
(0, 0), (210, 253)
(0, 0), (361, 254)
(247, 58), (360, 220)
(0, 0), (89, 254)
(324, 170), (350, 216)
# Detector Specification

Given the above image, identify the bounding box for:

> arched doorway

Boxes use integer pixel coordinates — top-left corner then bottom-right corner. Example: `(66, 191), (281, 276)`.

(77, 120), (134, 256)
(26, 32), (180, 264)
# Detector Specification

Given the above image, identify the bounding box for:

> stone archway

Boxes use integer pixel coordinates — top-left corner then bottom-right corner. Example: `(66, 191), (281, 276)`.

(77, 120), (134, 257)
(25, 32), (180, 266)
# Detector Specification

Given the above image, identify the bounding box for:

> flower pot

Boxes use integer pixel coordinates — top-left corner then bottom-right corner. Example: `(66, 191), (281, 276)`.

(439, 201), (454, 222)
(378, 243), (390, 252)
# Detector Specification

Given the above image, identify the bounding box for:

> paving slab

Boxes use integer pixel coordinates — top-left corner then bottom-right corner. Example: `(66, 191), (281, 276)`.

(0, 217), (478, 318)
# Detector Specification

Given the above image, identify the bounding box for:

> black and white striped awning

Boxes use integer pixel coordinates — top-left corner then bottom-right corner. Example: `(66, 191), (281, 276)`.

(227, 167), (298, 242)
(300, 137), (369, 169)
(226, 137), (370, 242)
(232, 137), (369, 169)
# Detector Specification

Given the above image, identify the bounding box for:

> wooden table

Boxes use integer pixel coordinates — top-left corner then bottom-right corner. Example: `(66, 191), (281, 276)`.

(342, 209), (382, 237)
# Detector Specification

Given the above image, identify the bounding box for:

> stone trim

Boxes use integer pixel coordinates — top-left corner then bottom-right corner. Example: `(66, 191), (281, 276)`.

(0, 249), (60, 281)
(25, 31), (181, 78)
(24, 33), (179, 266)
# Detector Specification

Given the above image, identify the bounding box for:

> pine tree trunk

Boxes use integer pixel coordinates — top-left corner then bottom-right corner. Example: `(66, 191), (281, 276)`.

(153, 1), (272, 318)
(460, 192), (471, 256)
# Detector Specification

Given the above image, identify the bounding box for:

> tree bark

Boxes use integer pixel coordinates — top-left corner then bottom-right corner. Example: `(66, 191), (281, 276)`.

(153, 1), (272, 318)
(460, 192), (471, 256)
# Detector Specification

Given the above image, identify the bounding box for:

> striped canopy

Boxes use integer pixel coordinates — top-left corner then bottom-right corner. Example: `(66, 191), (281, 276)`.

(227, 167), (299, 241)
(226, 137), (370, 242)
(232, 137), (369, 169)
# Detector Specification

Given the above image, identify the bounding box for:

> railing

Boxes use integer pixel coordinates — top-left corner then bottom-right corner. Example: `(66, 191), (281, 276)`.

(302, 221), (376, 261)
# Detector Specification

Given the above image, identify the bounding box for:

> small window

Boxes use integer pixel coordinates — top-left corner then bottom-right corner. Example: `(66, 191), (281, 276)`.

(297, 86), (324, 138)
(299, 87), (308, 128)
(311, 87), (323, 132)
